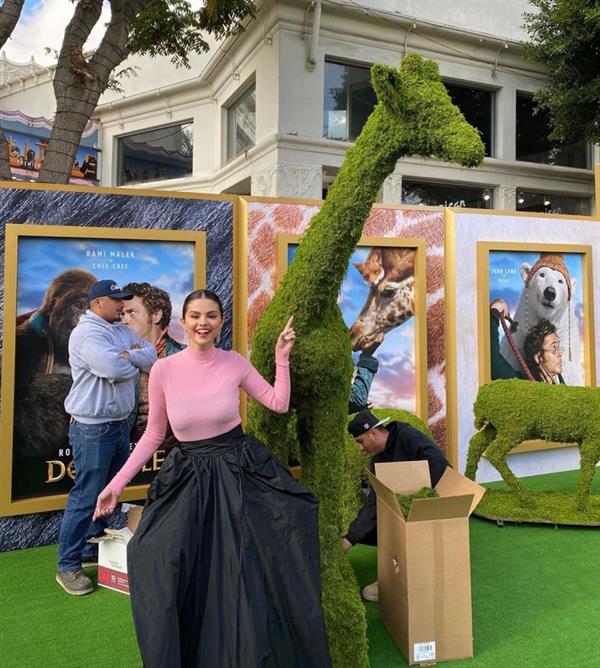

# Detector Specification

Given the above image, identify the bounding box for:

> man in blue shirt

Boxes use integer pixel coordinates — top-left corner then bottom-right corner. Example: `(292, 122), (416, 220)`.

(56, 280), (157, 596)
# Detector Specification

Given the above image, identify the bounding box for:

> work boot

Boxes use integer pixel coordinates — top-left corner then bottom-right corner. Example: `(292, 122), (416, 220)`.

(362, 581), (378, 602)
(56, 569), (93, 595)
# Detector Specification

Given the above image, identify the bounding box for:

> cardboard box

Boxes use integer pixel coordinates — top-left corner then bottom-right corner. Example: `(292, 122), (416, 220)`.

(368, 461), (485, 665)
(89, 504), (143, 595)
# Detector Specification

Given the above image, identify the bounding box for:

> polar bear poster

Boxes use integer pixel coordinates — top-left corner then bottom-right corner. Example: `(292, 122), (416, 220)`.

(489, 250), (585, 385)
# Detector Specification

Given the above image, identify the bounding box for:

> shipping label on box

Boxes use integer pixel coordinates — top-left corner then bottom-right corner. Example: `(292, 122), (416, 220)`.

(368, 461), (485, 665)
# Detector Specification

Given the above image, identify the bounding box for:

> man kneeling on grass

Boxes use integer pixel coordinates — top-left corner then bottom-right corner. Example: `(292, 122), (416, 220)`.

(342, 410), (449, 602)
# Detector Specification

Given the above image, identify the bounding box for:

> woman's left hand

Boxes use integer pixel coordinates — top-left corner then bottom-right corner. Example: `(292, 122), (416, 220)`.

(276, 316), (296, 355)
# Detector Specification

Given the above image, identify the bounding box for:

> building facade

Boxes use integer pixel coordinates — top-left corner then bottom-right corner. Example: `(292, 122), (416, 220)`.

(0, 0), (596, 214)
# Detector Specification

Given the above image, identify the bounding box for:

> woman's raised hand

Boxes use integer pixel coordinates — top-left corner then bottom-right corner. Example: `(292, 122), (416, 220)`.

(92, 487), (119, 521)
(276, 316), (296, 355)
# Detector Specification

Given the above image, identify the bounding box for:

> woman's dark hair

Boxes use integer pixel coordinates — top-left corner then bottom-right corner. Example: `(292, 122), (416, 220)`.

(182, 289), (224, 318)
(523, 318), (557, 381)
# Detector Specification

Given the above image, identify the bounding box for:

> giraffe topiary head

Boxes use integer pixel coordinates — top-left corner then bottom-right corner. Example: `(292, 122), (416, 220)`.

(371, 53), (485, 167)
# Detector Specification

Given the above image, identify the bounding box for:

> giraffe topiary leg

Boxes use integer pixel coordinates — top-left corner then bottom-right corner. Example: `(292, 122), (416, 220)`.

(465, 423), (496, 480)
(484, 434), (534, 505)
(296, 400), (369, 668)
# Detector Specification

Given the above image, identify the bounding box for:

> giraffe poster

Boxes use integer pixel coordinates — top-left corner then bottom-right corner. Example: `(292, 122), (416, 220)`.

(287, 241), (421, 414)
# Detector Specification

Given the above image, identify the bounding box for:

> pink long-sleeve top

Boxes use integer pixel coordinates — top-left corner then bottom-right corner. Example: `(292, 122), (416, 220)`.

(108, 346), (290, 496)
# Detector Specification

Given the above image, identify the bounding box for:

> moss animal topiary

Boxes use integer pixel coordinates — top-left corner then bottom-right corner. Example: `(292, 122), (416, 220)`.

(249, 53), (484, 667)
(466, 379), (600, 511)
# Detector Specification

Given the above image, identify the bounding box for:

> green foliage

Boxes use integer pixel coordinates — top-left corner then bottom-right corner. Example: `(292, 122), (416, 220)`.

(249, 53), (483, 668)
(467, 379), (600, 511)
(130, 0), (255, 68)
(395, 487), (438, 518)
(523, 0), (600, 143)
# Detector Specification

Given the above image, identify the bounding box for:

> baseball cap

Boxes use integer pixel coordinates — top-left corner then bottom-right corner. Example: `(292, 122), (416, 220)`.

(88, 279), (133, 301)
(348, 410), (390, 438)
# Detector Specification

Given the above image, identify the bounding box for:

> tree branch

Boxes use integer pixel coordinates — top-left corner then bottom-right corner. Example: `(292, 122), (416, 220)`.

(0, 0), (25, 50)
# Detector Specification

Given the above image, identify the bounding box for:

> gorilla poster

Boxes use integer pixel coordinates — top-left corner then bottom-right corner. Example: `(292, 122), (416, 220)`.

(5, 225), (199, 504)
(487, 248), (588, 386)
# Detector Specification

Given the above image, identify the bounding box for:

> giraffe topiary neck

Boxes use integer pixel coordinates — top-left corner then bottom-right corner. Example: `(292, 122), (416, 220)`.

(279, 104), (406, 316)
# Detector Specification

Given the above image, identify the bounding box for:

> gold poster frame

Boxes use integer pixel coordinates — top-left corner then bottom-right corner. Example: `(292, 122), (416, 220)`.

(0, 223), (207, 516)
(445, 204), (600, 465)
(477, 240), (596, 388)
(276, 233), (429, 422)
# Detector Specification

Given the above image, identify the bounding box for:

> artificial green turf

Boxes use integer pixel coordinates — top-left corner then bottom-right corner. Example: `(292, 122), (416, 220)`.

(2, 468), (600, 667)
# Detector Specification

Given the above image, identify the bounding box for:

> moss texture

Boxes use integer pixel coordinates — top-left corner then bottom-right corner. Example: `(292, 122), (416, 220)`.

(395, 488), (438, 518)
(475, 489), (600, 526)
(249, 53), (484, 667)
(466, 379), (600, 512)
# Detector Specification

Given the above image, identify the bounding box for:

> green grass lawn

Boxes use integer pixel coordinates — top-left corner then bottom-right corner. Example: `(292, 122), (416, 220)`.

(2, 469), (600, 667)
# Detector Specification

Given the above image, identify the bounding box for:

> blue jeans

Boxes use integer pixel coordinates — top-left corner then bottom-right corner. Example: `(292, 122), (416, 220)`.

(57, 419), (130, 572)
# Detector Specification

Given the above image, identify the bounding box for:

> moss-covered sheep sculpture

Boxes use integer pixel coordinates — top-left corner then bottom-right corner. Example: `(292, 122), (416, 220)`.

(466, 379), (600, 511)
(249, 53), (485, 667)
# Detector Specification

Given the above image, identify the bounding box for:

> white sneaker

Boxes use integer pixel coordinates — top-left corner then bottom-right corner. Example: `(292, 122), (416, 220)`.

(362, 581), (378, 602)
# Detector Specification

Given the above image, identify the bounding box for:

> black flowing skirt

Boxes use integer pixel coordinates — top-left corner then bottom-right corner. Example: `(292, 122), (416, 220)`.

(127, 425), (331, 668)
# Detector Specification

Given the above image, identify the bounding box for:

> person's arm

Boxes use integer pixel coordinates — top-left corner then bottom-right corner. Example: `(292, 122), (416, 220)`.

(240, 349), (291, 414)
(348, 352), (379, 413)
(79, 333), (139, 382)
(240, 316), (295, 413)
(345, 486), (377, 547)
(104, 363), (169, 496)
(489, 307), (521, 380)
(125, 334), (158, 372)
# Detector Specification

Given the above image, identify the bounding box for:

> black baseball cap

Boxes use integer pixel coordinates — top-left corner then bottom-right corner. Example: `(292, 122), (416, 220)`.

(88, 279), (133, 301)
(348, 410), (390, 438)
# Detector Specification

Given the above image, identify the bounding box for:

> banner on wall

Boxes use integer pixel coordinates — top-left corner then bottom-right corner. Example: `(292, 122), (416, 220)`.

(1, 110), (100, 184)
(1, 224), (205, 513)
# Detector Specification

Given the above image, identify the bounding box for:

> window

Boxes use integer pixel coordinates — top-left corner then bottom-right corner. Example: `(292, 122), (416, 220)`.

(402, 180), (493, 209)
(117, 122), (193, 186)
(324, 60), (376, 141)
(444, 82), (494, 157)
(227, 83), (256, 161)
(516, 93), (590, 168)
(516, 190), (591, 216)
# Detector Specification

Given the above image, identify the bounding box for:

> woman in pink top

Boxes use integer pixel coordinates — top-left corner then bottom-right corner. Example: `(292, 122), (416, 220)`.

(94, 289), (330, 668)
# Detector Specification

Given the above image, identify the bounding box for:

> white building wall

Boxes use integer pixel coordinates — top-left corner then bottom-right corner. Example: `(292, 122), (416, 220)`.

(0, 0), (595, 209)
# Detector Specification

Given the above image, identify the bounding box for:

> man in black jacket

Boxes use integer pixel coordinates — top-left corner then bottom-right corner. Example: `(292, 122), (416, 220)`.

(342, 409), (449, 602)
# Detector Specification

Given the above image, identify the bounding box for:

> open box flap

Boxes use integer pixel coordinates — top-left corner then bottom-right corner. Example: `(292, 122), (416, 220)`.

(367, 470), (406, 520)
(407, 494), (475, 522)
(374, 461), (431, 495)
(435, 467), (486, 514)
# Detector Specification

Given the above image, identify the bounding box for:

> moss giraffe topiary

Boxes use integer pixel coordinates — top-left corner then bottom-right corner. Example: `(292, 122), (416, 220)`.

(249, 53), (485, 667)
(466, 379), (600, 511)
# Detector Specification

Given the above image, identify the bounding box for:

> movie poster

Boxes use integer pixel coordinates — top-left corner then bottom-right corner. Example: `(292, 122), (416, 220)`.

(10, 231), (198, 503)
(288, 243), (419, 413)
(487, 249), (586, 386)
